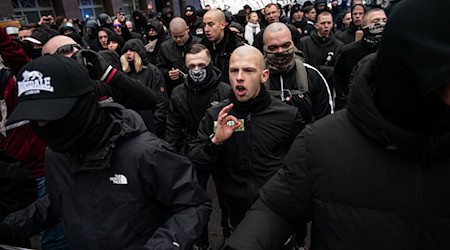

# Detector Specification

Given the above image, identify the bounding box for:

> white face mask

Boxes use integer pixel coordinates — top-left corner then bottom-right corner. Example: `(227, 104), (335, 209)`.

(188, 68), (207, 82)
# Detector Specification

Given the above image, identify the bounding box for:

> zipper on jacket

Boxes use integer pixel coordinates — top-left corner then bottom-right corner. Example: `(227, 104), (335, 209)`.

(246, 113), (257, 204)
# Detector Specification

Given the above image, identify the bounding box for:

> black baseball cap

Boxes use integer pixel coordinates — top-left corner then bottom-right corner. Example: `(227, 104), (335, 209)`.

(23, 27), (58, 45)
(7, 55), (93, 125)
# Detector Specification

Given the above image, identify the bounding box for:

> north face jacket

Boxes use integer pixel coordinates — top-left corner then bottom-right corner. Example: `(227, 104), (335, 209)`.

(2, 103), (211, 249)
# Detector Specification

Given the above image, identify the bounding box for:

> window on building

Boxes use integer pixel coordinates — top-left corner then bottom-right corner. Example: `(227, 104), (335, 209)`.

(78, 0), (105, 20)
(11, 0), (55, 24)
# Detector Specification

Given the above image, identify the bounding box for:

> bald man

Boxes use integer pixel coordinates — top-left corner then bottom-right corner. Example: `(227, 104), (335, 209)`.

(201, 9), (244, 83)
(187, 45), (304, 240)
(156, 17), (201, 95)
(263, 22), (333, 124)
(42, 35), (81, 57)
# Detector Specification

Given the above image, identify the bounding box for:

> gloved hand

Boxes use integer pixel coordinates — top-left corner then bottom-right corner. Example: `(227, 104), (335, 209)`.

(75, 49), (117, 83)
(0, 223), (12, 244)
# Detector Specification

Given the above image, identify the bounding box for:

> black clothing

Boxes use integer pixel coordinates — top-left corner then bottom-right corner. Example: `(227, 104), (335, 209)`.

(290, 19), (313, 37)
(166, 66), (230, 154)
(186, 16), (204, 38)
(336, 22), (361, 44)
(2, 104), (211, 249)
(226, 52), (450, 250)
(252, 24), (302, 53)
(299, 31), (344, 89)
(226, 2), (450, 244)
(157, 35), (201, 95)
(334, 40), (377, 110)
(0, 150), (36, 221)
(144, 20), (167, 65)
(187, 96), (304, 229)
(122, 39), (169, 138)
(201, 29), (244, 83)
(267, 62), (333, 123)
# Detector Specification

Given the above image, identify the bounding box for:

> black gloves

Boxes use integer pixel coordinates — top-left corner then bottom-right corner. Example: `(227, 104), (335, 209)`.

(0, 223), (12, 244)
(75, 49), (117, 83)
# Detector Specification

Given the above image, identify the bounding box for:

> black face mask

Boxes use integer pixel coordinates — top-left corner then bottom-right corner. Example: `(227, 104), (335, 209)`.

(30, 48), (42, 59)
(31, 92), (110, 153)
(147, 35), (158, 41)
(188, 63), (213, 88)
(362, 22), (385, 48)
(20, 42), (33, 58)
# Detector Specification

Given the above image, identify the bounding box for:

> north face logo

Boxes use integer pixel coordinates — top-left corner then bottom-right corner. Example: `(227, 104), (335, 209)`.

(17, 70), (54, 96)
(109, 174), (128, 185)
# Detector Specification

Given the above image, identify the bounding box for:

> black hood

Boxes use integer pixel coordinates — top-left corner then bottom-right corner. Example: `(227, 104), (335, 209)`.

(98, 50), (122, 70)
(347, 54), (450, 159)
(122, 38), (149, 65)
(373, 0), (450, 135)
(145, 19), (165, 41)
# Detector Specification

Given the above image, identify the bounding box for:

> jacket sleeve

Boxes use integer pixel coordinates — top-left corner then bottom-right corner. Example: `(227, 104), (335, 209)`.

(1, 194), (60, 245)
(185, 107), (220, 168)
(106, 70), (158, 109)
(305, 64), (334, 121)
(150, 66), (169, 138)
(0, 28), (30, 75)
(143, 143), (212, 250)
(165, 94), (185, 153)
(226, 130), (313, 250)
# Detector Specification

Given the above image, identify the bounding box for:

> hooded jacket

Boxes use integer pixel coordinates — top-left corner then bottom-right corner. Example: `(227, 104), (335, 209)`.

(122, 39), (169, 138)
(2, 103), (211, 249)
(144, 20), (167, 65)
(226, 1), (450, 249)
(166, 66), (230, 153)
(299, 30), (344, 88)
(156, 34), (201, 94)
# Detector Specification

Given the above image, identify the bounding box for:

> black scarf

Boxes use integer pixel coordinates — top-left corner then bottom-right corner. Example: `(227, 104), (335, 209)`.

(228, 85), (271, 114)
(31, 92), (112, 153)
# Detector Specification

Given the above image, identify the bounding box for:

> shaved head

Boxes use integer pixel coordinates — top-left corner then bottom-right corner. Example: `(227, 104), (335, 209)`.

(231, 45), (266, 71)
(170, 17), (188, 32)
(263, 22), (291, 44)
(42, 35), (77, 56)
(204, 9), (225, 22)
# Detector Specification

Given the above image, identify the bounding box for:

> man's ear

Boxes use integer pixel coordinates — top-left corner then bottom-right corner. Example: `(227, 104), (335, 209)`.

(220, 21), (227, 30)
(261, 69), (270, 83)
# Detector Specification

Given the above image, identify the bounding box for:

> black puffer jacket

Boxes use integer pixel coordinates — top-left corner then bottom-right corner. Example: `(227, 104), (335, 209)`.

(122, 39), (169, 138)
(299, 31), (344, 88)
(156, 35), (201, 94)
(187, 97), (303, 229)
(2, 103), (211, 249)
(166, 66), (230, 153)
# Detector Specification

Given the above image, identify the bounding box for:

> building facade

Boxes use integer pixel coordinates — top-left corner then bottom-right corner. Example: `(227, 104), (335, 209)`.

(1, 0), (201, 25)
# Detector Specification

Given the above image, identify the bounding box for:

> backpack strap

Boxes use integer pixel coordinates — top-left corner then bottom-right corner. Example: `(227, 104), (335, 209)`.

(265, 59), (308, 97)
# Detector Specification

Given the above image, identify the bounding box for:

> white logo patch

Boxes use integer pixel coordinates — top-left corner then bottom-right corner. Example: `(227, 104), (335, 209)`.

(109, 174), (128, 185)
(17, 70), (54, 96)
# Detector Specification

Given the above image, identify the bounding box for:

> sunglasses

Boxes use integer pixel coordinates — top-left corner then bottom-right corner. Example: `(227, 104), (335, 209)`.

(113, 24), (122, 28)
(55, 44), (81, 55)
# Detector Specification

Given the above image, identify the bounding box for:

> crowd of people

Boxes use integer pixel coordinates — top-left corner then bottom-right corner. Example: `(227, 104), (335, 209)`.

(2, 0), (450, 249)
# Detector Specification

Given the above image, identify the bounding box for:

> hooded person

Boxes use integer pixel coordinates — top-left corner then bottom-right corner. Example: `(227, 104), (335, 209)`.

(82, 18), (100, 51)
(0, 54), (211, 249)
(132, 10), (147, 35)
(184, 5), (204, 37)
(121, 38), (168, 138)
(144, 19), (167, 65)
(106, 33), (124, 56)
(226, 0), (450, 249)
(96, 27), (113, 50)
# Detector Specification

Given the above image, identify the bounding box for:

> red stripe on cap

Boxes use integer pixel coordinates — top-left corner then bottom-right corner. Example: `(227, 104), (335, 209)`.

(105, 68), (117, 85)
